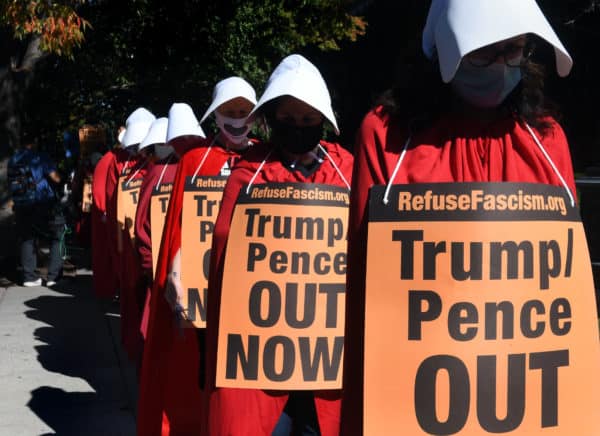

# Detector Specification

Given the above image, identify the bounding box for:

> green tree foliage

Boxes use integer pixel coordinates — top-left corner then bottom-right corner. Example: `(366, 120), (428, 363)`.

(16, 0), (365, 148)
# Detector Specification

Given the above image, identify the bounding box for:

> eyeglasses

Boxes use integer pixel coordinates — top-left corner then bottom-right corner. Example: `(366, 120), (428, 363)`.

(465, 43), (535, 68)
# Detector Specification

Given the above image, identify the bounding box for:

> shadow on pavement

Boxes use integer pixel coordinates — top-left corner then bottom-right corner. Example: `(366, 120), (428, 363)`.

(23, 275), (137, 436)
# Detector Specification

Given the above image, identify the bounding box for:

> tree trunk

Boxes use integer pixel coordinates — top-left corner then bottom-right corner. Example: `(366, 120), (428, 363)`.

(0, 35), (48, 153)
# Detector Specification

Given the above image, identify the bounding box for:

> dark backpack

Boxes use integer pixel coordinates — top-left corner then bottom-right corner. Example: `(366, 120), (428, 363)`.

(7, 159), (37, 206)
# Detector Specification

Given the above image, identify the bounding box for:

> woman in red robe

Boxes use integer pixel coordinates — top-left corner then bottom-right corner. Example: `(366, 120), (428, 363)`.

(134, 118), (180, 342)
(204, 54), (353, 436)
(137, 78), (258, 436)
(91, 142), (120, 298)
(340, 1), (578, 434)
(108, 108), (156, 361)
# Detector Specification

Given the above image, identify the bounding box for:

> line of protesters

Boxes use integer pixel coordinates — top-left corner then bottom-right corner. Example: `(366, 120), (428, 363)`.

(89, 1), (600, 435)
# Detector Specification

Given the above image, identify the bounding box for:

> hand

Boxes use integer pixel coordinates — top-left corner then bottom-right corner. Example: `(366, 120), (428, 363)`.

(164, 270), (188, 328)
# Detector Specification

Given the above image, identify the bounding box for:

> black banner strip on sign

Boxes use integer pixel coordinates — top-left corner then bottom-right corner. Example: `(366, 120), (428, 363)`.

(184, 176), (229, 192)
(152, 184), (173, 196)
(369, 183), (580, 222)
(236, 183), (350, 208)
(122, 179), (143, 191)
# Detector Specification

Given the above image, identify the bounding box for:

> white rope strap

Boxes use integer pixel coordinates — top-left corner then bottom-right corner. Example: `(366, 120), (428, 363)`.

(245, 150), (274, 194)
(155, 154), (174, 190)
(383, 136), (411, 205)
(317, 143), (351, 191)
(125, 157), (149, 186)
(525, 123), (575, 207)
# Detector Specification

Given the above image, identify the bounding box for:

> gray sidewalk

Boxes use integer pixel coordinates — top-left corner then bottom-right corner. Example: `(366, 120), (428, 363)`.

(0, 276), (138, 436)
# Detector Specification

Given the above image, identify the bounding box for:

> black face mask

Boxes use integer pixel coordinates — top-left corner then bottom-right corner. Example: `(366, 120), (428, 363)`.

(269, 118), (323, 155)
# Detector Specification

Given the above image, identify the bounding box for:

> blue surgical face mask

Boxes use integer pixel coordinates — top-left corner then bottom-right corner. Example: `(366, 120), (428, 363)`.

(451, 61), (522, 108)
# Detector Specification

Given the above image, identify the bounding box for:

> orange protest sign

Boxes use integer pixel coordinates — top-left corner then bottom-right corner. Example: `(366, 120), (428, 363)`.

(216, 183), (350, 390)
(363, 183), (600, 435)
(150, 183), (173, 276)
(117, 175), (143, 243)
(180, 176), (227, 328)
(81, 176), (93, 213)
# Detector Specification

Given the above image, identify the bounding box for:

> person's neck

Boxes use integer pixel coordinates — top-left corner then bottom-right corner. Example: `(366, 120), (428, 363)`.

(451, 97), (507, 124)
(281, 146), (320, 166)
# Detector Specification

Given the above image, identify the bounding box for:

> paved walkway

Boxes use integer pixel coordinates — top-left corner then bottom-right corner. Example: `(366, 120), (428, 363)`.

(0, 275), (137, 436)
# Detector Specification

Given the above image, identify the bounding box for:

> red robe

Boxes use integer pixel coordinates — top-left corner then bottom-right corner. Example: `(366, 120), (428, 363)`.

(110, 150), (149, 362)
(205, 141), (354, 436)
(91, 150), (118, 298)
(340, 107), (577, 435)
(134, 156), (179, 338)
(135, 156), (179, 274)
(137, 139), (244, 436)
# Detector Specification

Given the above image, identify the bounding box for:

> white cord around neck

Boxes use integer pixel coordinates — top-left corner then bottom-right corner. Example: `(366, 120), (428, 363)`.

(155, 154), (174, 190)
(524, 123), (575, 207)
(317, 143), (351, 191)
(190, 137), (219, 184)
(190, 146), (213, 184)
(125, 157), (149, 186)
(383, 136), (412, 205)
(245, 150), (274, 194)
(121, 155), (132, 176)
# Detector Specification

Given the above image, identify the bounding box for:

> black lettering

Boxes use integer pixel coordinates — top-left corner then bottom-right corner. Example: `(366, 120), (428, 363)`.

(269, 251), (287, 274)
(299, 336), (344, 381)
(333, 252), (347, 275)
(290, 252), (310, 275)
(484, 301), (515, 340)
(159, 196), (169, 213)
(490, 241), (534, 280)
(187, 287), (207, 322)
(408, 290), (442, 340)
(392, 230), (424, 279)
(314, 253), (331, 275)
(247, 243), (267, 272)
(273, 216), (291, 239)
(452, 242), (483, 281)
(319, 283), (345, 328)
(539, 240), (561, 290)
(529, 350), (569, 427)
(549, 298), (571, 336)
(199, 220), (214, 242)
(263, 336), (295, 382)
(295, 217), (325, 241)
(414, 355), (470, 435)
(248, 281), (281, 327)
(194, 194), (207, 216)
(285, 283), (316, 328)
(448, 302), (478, 341)
(564, 228), (573, 277)
(327, 218), (344, 248)
(520, 300), (545, 338)
(225, 334), (258, 380)
(244, 208), (261, 236)
(423, 241), (446, 280)
(477, 354), (526, 432)
(203, 249), (211, 281)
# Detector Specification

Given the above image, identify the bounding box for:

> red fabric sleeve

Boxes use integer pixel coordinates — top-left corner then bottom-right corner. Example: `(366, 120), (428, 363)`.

(340, 111), (387, 435)
(137, 143), (234, 436)
(134, 162), (158, 273)
(91, 151), (114, 214)
(136, 159), (180, 272)
(91, 151), (118, 297)
(536, 119), (577, 199)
